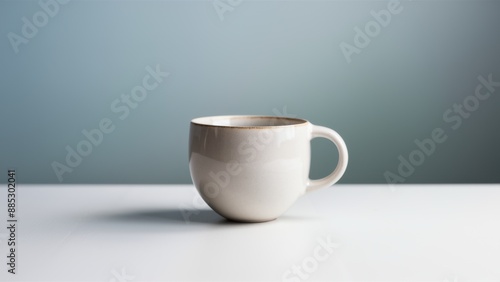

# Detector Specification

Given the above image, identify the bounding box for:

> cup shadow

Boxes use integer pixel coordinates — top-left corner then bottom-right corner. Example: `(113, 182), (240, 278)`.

(86, 208), (244, 227)
(75, 208), (315, 234)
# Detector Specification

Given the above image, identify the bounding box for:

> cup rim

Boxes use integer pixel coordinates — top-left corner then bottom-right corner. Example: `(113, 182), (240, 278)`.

(191, 115), (309, 129)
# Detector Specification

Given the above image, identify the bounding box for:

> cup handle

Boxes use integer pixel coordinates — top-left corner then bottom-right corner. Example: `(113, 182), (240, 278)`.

(306, 124), (348, 192)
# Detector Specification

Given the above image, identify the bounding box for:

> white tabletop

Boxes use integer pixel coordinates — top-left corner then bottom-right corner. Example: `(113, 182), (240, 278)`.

(0, 184), (499, 282)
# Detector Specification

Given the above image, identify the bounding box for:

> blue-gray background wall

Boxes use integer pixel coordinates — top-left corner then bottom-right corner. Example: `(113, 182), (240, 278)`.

(1, 0), (499, 184)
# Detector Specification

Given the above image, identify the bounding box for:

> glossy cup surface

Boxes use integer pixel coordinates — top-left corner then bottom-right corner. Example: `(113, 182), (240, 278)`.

(189, 116), (311, 222)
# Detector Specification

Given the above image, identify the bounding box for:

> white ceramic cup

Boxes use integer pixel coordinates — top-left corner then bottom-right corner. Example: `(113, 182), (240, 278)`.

(189, 115), (348, 222)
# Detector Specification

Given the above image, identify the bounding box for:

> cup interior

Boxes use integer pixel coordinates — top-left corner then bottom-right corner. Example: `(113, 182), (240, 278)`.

(191, 116), (307, 128)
